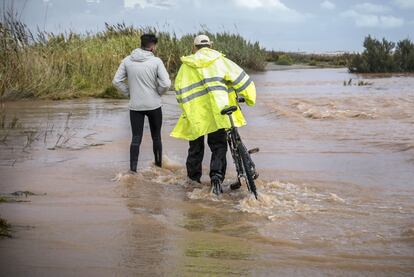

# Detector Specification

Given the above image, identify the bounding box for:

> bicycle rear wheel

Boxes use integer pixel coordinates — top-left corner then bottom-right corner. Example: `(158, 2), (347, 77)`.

(237, 143), (258, 199)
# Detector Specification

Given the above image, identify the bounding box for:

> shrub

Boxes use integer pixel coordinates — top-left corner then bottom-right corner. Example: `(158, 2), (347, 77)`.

(275, 54), (293, 65)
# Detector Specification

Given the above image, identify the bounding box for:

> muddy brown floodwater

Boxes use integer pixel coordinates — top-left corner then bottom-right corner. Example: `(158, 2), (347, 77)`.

(0, 68), (413, 276)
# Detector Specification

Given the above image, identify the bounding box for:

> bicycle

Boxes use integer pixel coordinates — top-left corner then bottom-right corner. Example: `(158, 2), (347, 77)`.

(217, 97), (259, 199)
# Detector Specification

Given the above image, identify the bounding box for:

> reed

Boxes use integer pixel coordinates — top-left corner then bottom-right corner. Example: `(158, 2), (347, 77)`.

(0, 11), (267, 100)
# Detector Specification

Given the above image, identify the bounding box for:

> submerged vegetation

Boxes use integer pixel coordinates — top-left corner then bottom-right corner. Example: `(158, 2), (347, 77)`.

(0, 11), (266, 100)
(0, 217), (11, 238)
(349, 36), (414, 73)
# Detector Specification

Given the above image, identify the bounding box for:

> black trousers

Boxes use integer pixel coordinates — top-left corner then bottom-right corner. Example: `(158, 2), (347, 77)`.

(130, 107), (162, 171)
(186, 129), (227, 183)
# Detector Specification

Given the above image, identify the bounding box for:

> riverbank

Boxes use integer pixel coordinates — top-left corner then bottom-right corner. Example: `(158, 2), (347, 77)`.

(265, 63), (319, 71)
(1, 14), (266, 100)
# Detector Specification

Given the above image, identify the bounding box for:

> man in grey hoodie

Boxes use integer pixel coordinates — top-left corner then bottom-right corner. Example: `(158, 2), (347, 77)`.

(113, 34), (171, 172)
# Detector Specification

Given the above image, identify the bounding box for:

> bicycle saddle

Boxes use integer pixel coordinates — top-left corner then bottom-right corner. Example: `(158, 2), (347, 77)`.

(221, 106), (238, 115)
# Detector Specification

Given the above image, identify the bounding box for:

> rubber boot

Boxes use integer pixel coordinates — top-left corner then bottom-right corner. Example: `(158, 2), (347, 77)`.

(154, 148), (162, 168)
(211, 176), (223, 195)
(130, 144), (139, 172)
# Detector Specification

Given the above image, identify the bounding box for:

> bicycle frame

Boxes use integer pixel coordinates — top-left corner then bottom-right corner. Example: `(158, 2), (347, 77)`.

(225, 112), (253, 192)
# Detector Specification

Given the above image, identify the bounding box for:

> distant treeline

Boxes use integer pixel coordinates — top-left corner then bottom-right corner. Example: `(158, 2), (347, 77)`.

(0, 11), (266, 100)
(268, 36), (414, 74)
(349, 36), (414, 73)
(267, 51), (352, 67)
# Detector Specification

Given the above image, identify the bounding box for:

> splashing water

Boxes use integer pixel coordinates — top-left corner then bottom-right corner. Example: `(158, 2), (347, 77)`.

(114, 158), (349, 222)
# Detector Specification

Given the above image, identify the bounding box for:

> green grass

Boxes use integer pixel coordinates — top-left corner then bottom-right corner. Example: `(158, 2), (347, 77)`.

(0, 12), (267, 100)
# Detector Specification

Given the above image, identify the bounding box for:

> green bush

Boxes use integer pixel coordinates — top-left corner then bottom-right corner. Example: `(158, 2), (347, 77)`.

(275, 54), (293, 65)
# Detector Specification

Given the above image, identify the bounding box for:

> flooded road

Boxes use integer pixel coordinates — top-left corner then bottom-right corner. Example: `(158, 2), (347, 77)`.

(0, 68), (413, 276)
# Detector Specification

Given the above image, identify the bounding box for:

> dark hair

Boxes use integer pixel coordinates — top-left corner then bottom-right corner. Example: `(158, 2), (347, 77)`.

(141, 34), (158, 48)
(195, 44), (211, 50)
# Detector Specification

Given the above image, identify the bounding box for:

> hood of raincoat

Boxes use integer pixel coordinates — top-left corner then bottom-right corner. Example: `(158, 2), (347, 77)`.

(180, 48), (223, 68)
(129, 48), (154, 62)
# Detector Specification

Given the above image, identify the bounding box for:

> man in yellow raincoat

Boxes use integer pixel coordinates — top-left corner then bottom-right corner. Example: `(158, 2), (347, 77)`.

(171, 34), (256, 193)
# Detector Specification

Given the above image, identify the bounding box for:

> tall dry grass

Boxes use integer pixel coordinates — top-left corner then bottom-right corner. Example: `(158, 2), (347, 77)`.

(0, 12), (267, 100)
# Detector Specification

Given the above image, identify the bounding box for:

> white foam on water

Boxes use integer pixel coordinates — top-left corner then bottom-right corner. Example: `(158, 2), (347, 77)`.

(161, 155), (183, 172)
(187, 187), (219, 201)
(113, 157), (350, 221)
(237, 181), (348, 220)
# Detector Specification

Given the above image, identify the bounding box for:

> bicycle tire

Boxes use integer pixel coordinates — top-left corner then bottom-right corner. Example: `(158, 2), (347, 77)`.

(237, 143), (258, 199)
(227, 130), (244, 181)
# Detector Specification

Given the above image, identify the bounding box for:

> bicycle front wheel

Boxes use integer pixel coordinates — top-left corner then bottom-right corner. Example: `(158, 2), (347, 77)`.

(238, 143), (258, 199)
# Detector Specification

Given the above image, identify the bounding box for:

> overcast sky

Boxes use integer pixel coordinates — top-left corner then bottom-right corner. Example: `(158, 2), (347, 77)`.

(4, 0), (414, 52)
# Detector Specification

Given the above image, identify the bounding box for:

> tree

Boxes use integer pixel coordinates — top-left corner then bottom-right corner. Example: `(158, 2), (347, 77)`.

(349, 36), (414, 73)
(394, 39), (414, 72)
(362, 36), (395, 72)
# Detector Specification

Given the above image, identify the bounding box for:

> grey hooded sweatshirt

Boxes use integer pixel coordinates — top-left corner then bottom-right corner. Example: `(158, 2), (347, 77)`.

(112, 48), (171, 111)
